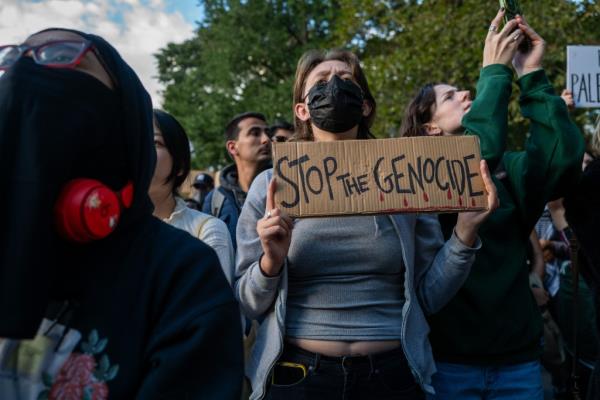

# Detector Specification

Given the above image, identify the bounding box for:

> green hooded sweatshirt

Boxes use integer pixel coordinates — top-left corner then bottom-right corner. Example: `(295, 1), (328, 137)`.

(429, 64), (585, 365)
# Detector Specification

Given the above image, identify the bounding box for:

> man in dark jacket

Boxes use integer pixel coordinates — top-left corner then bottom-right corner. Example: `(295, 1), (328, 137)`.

(203, 112), (272, 248)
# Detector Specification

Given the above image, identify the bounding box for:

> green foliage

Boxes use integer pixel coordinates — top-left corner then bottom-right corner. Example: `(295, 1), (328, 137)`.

(157, 0), (600, 169)
(336, 0), (599, 149)
(156, 0), (342, 168)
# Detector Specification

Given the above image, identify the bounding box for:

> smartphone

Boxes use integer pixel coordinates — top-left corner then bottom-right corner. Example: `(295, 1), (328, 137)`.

(499, 0), (522, 24)
(499, 0), (531, 53)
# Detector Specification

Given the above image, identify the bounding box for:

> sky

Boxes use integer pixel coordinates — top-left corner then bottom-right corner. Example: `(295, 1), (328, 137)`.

(0, 0), (202, 107)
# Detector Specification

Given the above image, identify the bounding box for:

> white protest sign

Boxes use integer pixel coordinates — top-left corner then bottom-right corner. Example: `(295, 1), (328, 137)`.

(567, 45), (600, 108)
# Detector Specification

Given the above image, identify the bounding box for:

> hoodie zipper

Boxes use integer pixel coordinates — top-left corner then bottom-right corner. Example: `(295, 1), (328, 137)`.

(387, 215), (425, 387)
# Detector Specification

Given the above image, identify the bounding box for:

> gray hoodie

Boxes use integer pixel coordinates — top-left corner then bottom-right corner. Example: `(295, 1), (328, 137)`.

(235, 169), (481, 399)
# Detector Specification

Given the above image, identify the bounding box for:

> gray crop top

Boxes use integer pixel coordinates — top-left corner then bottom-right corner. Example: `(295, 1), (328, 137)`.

(285, 215), (405, 341)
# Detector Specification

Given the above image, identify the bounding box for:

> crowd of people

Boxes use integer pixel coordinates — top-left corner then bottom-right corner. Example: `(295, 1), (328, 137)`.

(0, 7), (598, 400)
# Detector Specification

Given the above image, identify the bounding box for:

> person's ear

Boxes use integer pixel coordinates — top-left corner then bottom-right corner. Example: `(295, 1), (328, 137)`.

(226, 140), (238, 157)
(362, 100), (372, 117)
(423, 123), (442, 136)
(294, 102), (310, 122)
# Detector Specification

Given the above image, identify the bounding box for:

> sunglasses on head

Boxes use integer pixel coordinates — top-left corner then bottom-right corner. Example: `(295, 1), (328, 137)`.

(272, 135), (288, 143)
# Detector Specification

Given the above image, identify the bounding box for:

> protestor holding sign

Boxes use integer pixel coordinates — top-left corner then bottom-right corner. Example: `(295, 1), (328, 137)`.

(401, 10), (585, 400)
(234, 48), (499, 400)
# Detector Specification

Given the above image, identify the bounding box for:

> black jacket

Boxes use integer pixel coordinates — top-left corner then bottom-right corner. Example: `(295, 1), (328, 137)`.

(47, 217), (244, 399)
(0, 28), (243, 399)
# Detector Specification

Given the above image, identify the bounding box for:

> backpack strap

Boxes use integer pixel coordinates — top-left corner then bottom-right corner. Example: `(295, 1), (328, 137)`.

(210, 188), (226, 218)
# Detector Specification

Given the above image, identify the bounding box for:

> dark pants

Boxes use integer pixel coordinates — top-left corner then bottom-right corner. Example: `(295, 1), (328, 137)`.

(265, 342), (423, 400)
(585, 358), (599, 400)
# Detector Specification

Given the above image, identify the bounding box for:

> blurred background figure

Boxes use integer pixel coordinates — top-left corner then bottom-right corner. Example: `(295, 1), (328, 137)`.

(269, 119), (294, 142)
(563, 115), (600, 399)
(187, 172), (214, 211)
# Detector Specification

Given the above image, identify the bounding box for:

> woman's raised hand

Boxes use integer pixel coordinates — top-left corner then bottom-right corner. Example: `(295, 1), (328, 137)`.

(257, 178), (294, 277)
(482, 9), (523, 68)
(512, 15), (545, 78)
(561, 89), (575, 110)
(455, 160), (499, 247)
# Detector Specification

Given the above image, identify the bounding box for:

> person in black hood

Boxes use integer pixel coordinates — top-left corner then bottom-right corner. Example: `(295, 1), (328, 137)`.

(202, 112), (272, 249)
(0, 28), (243, 399)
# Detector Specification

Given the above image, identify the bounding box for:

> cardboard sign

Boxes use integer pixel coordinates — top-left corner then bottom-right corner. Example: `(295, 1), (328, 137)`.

(273, 136), (487, 217)
(567, 45), (600, 108)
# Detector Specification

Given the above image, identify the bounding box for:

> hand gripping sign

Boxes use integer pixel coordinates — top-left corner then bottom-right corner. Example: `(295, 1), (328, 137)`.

(273, 136), (487, 217)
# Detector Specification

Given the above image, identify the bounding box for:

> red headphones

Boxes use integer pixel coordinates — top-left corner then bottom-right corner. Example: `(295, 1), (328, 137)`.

(54, 179), (134, 243)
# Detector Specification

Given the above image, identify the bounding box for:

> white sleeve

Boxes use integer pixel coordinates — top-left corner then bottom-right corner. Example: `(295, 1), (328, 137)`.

(198, 216), (235, 287)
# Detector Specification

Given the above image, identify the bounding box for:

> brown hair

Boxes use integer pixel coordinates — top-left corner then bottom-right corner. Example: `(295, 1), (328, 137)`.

(399, 83), (439, 137)
(292, 49), (376, 141)
(224, 111), (267, 141)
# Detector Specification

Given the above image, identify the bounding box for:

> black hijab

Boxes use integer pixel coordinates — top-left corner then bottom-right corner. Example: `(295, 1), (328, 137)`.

(0, 28), (155, 338)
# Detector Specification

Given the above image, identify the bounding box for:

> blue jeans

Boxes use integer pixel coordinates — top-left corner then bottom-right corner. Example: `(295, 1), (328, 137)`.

(427, 360), (543, 400)
(265, 342), (423, 400)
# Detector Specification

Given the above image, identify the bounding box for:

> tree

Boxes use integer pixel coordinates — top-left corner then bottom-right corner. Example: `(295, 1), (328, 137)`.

(157, 0), (600, 169)
(156, 0), (341, 168)
(333, 0), (600, 149)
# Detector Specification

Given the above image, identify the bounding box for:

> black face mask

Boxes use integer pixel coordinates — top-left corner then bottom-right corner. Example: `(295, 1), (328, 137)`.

(0, 57), (128, 191)
(307, 74), (364, 133)
(0, 56), (137, 338)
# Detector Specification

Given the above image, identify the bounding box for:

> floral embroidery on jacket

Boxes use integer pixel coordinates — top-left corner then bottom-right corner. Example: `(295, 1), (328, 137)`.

(37, 330), (119, 400)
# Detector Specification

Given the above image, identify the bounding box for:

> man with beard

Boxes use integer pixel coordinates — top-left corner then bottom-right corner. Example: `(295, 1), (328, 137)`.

(203, 112), (272, 249)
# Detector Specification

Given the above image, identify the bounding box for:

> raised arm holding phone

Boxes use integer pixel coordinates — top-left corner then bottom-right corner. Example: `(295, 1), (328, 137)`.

(400, 8), (584, 400)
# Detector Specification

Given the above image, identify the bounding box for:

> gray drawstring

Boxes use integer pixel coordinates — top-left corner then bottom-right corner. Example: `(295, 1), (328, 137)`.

(373, 216), (381, 238)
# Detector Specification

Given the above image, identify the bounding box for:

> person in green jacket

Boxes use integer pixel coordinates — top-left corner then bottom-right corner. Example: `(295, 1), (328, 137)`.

(400, 10), (584, 400)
